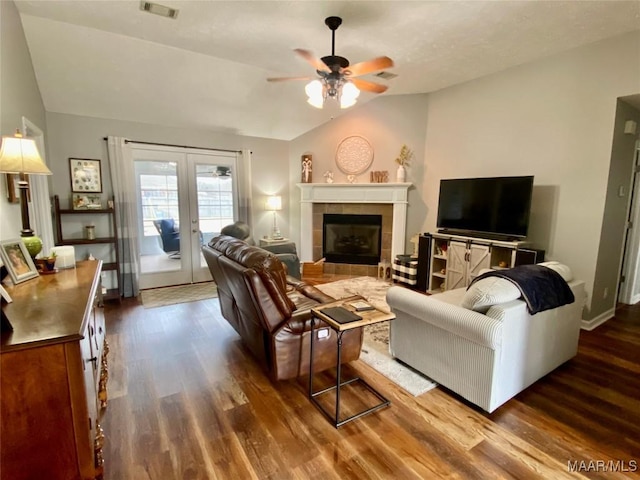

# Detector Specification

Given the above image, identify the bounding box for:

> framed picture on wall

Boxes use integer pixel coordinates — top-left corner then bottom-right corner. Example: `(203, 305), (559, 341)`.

(5, 174), (30, 204)
(69, 158), (102, 193)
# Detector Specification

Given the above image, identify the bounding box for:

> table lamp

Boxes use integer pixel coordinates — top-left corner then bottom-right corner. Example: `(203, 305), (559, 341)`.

(0, 130), (52, 258)
(265, 195), (283, 240)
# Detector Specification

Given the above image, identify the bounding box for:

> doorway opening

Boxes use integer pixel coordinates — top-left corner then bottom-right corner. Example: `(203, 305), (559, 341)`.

(132, 145), (238, 289)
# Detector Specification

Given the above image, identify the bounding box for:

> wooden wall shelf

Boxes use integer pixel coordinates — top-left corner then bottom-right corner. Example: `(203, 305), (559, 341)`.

(53, 195), (121, 301)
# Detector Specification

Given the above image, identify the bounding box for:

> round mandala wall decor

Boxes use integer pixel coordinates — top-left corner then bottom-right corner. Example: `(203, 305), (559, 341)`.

(335, 135), (374, 175)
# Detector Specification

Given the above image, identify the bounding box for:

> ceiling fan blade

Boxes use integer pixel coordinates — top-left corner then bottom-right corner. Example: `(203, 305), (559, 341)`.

(351, 78), (388, 94)
(294, 48), (331, 72)
(344, 56), (394, 77)
(267, 76), (313, 82)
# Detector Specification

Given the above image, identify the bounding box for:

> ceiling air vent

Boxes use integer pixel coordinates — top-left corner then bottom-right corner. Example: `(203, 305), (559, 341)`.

(375, 71), (398, 80)
(140, 1), (179, 19)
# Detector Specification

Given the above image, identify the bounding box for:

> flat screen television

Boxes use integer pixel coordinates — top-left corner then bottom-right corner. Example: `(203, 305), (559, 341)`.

(436, 175), (534, 239)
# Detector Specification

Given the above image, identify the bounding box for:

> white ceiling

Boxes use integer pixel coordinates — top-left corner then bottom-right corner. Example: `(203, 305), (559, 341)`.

(15, 0), (640, 141)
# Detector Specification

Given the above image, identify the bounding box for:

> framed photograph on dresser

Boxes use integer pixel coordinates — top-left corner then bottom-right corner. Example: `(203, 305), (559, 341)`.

(0, 239), (39, 284)
(0, 284), (11, 303)
(0, 284), (13, 332)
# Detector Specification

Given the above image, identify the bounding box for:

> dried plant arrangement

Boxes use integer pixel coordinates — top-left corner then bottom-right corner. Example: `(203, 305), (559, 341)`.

(395, 145), (413, 166)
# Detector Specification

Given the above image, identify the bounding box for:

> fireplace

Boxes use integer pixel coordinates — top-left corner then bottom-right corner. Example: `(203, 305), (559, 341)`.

(323, 214), (382, 265)
(298, 184), (411, 272)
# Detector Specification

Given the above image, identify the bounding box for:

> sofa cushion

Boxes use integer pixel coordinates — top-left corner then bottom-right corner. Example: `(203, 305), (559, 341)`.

(221, 221), (256, 245)
(462, 276), (521, 312)
(538, 261), (573, 282)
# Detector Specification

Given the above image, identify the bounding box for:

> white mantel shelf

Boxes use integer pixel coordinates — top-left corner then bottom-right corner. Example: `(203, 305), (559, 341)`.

(297, 183), (412, 262)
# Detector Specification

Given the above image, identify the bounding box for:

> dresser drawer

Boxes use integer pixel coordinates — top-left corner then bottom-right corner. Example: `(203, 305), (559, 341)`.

(88, 292), (106, 384)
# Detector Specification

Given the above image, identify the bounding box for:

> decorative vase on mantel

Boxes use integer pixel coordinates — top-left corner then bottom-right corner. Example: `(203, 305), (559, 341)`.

(394, 144), (413, 183)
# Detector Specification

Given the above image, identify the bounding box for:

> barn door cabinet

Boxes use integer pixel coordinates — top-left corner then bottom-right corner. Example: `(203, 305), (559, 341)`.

(0, 261), (109, 480)
(428, 232), (533, 293)
(445, 241), (492, 290)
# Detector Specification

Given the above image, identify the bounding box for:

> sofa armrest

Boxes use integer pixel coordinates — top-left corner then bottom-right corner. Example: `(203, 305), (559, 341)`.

(286, 278), (335, 304)
(260, 243), (300, 278)
(386, 286), (503, 349)
(275, 253), (300, 279)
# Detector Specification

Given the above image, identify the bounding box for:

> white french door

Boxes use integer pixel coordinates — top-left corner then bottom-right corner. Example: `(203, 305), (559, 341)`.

(132, 145), (238, 289)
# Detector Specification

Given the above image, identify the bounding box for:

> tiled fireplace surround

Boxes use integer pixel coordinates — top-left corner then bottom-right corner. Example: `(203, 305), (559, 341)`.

(313, 203), (393, 277)
(298, 184), (411, 276)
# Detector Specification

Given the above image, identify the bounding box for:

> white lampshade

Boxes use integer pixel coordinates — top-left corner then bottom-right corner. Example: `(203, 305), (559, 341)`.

(305, 80), (324, 109)
(0, 133), (51, 175)
(265, 195), (282, 211)
(340, 81), (360, 109)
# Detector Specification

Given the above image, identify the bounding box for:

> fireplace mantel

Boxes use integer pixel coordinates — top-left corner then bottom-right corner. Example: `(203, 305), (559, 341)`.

(297, 183), (411, 262)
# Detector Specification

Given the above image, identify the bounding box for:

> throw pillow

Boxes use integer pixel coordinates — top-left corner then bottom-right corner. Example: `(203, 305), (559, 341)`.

(462, 276), (521, 312)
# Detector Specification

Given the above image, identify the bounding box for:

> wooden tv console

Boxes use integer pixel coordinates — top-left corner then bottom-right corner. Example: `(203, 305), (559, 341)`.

(426, 232), (543, 294)
(1, 261), (108, 479)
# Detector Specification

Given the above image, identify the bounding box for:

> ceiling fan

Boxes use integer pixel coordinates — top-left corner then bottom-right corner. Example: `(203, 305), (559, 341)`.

(267, 16), (394, 109)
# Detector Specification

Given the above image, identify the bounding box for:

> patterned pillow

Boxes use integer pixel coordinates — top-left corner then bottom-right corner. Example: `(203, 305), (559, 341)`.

(462, 277), (521, 313)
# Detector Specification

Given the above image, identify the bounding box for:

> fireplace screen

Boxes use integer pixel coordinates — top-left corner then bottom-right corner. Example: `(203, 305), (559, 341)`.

(323, 214), (382, 265)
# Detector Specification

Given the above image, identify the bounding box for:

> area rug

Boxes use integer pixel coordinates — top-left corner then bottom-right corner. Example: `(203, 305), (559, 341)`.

(316, 277), (438, 396)
(140, 282), (217, 308)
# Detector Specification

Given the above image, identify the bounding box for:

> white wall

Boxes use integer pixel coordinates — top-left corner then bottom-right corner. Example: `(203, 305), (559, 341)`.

(290, 31), (640, 321)
(289, 93), (430, 255)
(45, 113), (290, 241)
(0, 0), (47, 241)
(422, 31), (639, 320)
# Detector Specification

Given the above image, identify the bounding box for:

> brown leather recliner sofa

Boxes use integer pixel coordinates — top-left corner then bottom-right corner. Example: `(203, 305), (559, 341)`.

(202, 235), (363, 381)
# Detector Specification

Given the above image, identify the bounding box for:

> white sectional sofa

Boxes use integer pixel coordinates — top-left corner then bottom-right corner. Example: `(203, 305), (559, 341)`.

(386, 268), (585, 413)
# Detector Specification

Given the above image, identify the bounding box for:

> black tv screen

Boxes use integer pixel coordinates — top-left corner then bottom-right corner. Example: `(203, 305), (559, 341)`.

(436, 175), (534, 239)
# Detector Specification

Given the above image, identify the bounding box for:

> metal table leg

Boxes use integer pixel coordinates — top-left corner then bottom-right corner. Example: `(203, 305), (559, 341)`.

(308, 314), (390, 428)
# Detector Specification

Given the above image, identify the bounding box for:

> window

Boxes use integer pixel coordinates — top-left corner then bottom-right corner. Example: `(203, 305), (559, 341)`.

(140, 175), (179, 236)
(195, 164), (234, 243)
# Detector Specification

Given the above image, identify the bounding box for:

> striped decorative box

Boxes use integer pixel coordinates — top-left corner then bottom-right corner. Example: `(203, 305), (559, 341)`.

(392, 255), (418, 286)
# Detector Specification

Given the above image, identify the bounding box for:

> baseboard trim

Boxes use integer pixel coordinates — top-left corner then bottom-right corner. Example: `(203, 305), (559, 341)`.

(581, 308), (615, 331)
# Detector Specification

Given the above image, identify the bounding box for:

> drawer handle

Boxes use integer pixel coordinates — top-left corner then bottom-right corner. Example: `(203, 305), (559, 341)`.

(87, 357), (98, 365)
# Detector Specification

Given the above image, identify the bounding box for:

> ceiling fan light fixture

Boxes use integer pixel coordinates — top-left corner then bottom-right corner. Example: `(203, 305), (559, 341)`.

(215, 166), (231, 178)
(305, 79), (325, 109)
(340, 81), (360, 109)
(305, 78), (359, 109)
(270, 16), (391, 108)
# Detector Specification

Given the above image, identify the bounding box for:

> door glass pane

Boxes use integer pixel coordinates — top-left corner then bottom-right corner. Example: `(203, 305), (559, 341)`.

(195, 163), (235, 267)
(135, 160), (182, 273)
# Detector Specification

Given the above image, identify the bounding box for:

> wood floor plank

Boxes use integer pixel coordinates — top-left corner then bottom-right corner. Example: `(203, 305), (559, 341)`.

(102, 299), (640, 479)
(490, 400), (632, 480)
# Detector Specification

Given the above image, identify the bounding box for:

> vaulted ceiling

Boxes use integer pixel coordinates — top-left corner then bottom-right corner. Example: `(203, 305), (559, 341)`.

(15, 1), (640, 141)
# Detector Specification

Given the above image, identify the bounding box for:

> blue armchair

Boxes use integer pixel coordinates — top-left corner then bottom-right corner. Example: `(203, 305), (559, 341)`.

(220, 221), (301, 278)
(153, 219), (180, 258)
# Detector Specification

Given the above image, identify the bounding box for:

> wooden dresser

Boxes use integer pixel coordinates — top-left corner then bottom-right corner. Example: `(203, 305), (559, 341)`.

(1, 261), (109, 480)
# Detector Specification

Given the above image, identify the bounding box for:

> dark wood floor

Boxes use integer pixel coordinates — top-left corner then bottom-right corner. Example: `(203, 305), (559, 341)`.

(102, 299), (640, 479)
